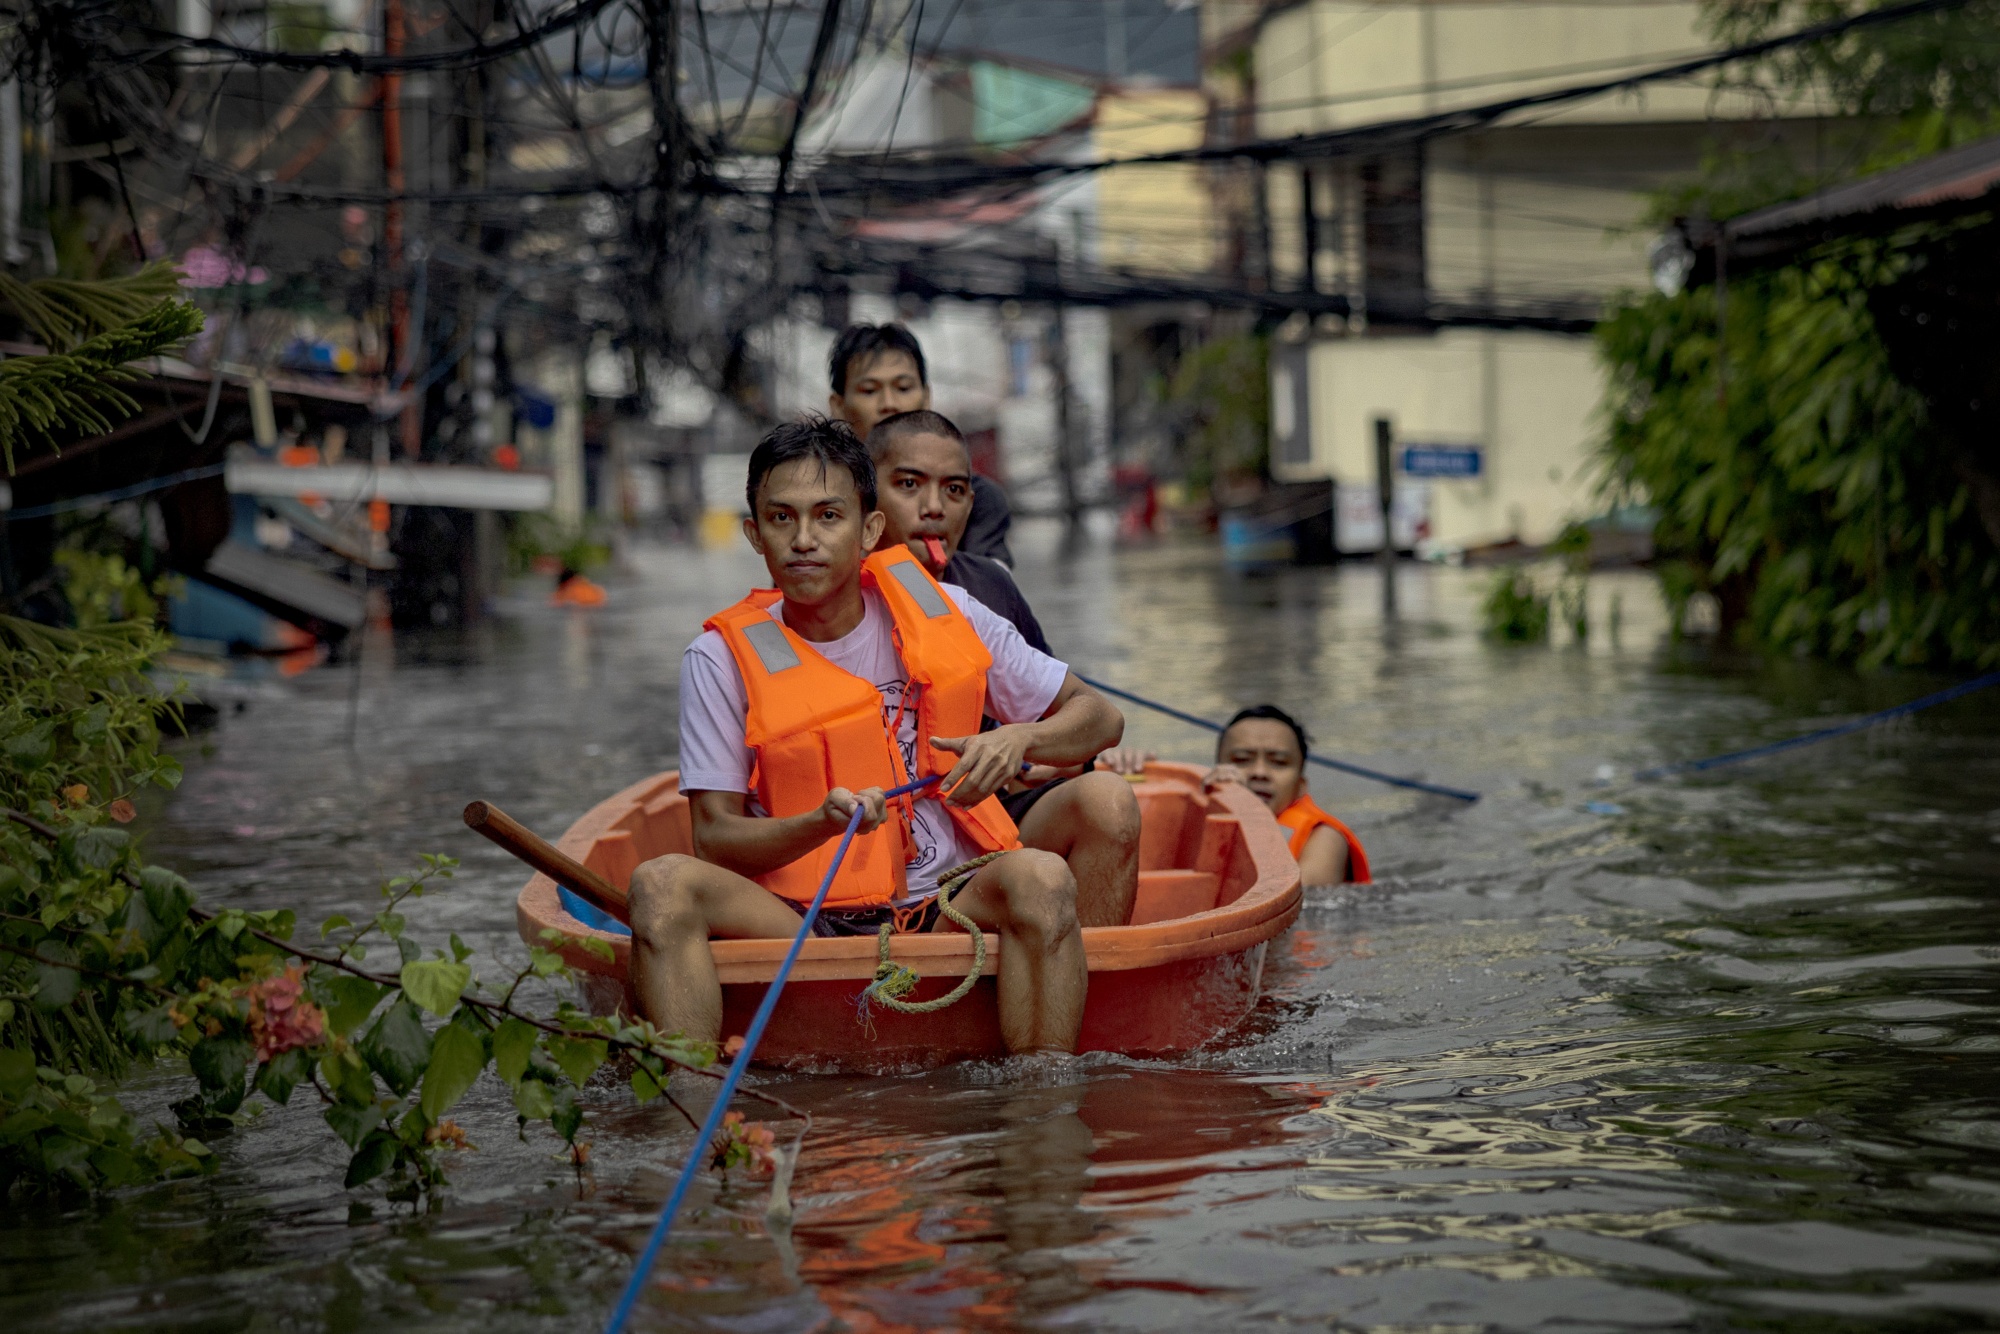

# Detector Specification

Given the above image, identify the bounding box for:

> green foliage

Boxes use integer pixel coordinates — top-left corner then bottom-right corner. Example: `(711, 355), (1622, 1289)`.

(0, 297), (206, 473)
(1596, 249), (2000, 667)
(0, 613), (731, 1200)
(54, 549), (176, 630)
(1705, 0), (2000, 126)
(506, 514), (610, 578)
(1482, 569), (1553, 643)
(1162, 332), (1269, 496)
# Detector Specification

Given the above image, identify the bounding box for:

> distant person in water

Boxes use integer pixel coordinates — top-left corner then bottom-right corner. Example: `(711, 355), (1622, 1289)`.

(1104, 705), (1371, 886)
(826, 322), (1015, 566)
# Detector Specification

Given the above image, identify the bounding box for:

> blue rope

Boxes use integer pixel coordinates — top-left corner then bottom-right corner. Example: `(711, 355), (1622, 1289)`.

(601, 772), (938, 1334)
(1078, 674), (1481, 804)
(3, 463), (227, 521)
(1634, 670), (2000, 781)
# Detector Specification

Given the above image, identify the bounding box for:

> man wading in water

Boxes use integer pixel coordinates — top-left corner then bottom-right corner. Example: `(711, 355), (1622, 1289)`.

(1107, 706), (1371, 887)
(866, 408), (1141, 909)
(626, 417), (1135, 1055)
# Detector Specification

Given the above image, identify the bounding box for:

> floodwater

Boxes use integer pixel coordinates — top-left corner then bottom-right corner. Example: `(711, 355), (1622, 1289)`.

(7, 524), (2000, 1332)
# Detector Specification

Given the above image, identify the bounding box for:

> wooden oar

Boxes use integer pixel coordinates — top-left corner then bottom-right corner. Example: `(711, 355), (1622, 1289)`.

(462, 800), (630, 925)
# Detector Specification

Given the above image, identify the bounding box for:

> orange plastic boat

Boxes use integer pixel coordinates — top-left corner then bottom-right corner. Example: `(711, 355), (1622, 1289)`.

(514, 762), (1302, 1069)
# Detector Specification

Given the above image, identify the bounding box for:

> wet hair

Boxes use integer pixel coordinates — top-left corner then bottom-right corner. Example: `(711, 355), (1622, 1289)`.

(745, 415), (877, 514)
(1218, 704), (1311, 763)
(829, 323), (928, 396)
(867, 409), (966, 462)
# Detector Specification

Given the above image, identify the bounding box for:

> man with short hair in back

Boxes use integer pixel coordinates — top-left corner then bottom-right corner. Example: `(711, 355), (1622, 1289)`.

(827, 322), (1015, 566)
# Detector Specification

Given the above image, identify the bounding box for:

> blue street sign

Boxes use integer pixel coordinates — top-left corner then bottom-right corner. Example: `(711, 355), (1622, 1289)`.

(1400, 444), (1482, 478)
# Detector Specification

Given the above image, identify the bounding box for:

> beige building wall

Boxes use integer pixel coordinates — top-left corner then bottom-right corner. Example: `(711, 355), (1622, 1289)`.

(1094, 89), (1214, 274)
(1255, 0), (1828, 548)
(1303, 328), (1602, 545)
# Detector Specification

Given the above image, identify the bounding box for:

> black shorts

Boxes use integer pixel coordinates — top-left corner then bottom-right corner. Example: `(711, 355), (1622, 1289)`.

(785, 895), (944, 938)
(998, 772), (1081, 826)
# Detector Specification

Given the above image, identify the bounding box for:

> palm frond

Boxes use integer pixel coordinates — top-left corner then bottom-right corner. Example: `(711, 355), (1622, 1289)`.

(0, 262), (187, 353)
(0, 298), (206, 473)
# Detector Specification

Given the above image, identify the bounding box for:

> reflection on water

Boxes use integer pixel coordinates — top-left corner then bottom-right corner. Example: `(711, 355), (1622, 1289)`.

(5, 524), (2000, 1330)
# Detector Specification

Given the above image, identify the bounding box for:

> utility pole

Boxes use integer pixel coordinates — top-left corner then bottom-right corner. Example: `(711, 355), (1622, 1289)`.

(1048, 304), (1081, 523)
(382, 0), (418, 456)
(1374, 415), (1397, 618)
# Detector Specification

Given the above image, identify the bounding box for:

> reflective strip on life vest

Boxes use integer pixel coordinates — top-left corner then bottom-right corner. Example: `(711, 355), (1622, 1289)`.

(885, 559), (952, 618)
(740, 618), (802, 675)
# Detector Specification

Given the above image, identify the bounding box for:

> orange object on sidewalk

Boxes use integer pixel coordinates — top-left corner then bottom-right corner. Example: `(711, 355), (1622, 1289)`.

(551, 574), (607, 606)
(368, 498), (391, 533)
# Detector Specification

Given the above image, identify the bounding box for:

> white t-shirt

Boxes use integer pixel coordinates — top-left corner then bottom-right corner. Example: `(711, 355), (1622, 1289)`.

(679, 584), (1067, 902)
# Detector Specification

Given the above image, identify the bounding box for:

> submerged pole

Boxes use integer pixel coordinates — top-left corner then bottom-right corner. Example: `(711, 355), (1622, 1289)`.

(1374, 415), (1396, 618)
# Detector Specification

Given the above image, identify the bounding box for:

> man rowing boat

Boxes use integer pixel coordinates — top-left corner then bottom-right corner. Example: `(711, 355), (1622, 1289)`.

(626, 417), (1137, 1055)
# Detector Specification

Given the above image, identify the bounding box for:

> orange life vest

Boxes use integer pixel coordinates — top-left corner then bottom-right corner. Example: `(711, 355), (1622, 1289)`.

(703, 546), (1021, 909)
(1275, 793), (1371, 884)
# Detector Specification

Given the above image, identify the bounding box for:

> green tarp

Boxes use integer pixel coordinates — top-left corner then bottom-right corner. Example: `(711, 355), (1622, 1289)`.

(972, 62), (1097, 148)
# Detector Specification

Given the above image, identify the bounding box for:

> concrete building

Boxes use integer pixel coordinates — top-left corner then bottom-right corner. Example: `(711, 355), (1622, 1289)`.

(1250, 0), (1829, 552)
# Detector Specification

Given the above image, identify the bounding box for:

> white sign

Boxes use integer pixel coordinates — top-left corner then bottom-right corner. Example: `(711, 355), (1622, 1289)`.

(1336, 481), (1430, 554)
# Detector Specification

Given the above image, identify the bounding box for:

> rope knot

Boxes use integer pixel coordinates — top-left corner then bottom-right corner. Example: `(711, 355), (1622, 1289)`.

(852, 851), (1003, 1030)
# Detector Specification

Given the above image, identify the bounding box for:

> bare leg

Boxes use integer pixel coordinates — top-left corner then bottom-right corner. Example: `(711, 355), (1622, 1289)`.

(943, 848), (1085, 1053)
(626, 854), (805, 1042)
(1017, 770), (1141, 927)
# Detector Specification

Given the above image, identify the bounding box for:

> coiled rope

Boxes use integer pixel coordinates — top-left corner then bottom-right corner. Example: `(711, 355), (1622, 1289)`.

(854, 850), (1004, 1031)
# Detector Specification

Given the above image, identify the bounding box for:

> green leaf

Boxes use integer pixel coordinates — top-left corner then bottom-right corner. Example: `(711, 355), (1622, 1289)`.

(315, 974), (385, 1036)
(418, 1024), (484, 1121)
(492, 1019), (537, 1088)
(255, 1048), (313, 1105)
(189, 1036), (252, 1096)
(319, 914), (352, 939)
(398, 959), (470, 1017)
(0, 1047), (37, 1101)
(551, 1088), (583, 1142)
(359, 1000), (432, 1098)
(140, 865), (194, 925)
(320, 1049), (377, 1106)
(32, 944), (80, 1010)
(513, 1079), (555, 1121)
(4, 722), (53, 770)
(121, 1002), (180, 1046)
(448, 932), (472, 963)
(546, 1036), (606, 1089)
(630, 1065), (661, 1104)
(344, 1131), (399, 1188)
(72, 825), (128, 869)
(324, 1101), (383, 1150)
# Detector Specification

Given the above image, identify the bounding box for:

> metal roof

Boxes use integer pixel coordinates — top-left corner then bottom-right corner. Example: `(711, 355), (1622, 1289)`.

(1725, 134), (2000, 244)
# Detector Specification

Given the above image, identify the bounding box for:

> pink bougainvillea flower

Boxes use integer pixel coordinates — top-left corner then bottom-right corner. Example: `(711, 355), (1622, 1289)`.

(109, 799), (137, 824)
(245, 967), (327, 1062)
(713, 1110), (778, 1174)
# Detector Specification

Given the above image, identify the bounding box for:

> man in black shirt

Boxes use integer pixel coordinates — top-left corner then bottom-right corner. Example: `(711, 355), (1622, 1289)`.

(865, 409), (1047, 652)
(867, 411), (1130, 848)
